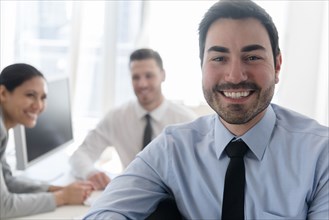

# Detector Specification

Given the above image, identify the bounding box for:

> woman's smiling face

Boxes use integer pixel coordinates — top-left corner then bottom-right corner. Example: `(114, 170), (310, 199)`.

(0, 76), (47, 129)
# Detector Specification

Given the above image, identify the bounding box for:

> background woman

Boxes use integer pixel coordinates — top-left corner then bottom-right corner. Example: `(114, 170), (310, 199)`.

(0, 63), (94, 219)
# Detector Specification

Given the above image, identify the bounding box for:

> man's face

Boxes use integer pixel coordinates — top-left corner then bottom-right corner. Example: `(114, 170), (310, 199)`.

(202, 18), (281, 126)
(130, 58), (165, 110)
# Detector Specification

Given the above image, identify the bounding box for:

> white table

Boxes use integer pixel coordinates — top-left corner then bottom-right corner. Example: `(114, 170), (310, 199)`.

(10, 190), (105, 220)
(9, 147), (119, 220)
(10, 205), (91, 220)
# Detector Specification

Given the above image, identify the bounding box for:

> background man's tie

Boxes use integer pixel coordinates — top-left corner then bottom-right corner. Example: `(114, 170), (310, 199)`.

(143, 114), (152, 148)
(222, 139), (248, 220)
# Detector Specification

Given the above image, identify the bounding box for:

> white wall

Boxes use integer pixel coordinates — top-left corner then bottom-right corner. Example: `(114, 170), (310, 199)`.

(274, 1), (328, 126)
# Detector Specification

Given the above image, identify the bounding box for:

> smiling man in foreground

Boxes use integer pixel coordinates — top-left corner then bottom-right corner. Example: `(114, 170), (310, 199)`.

(83, 0), (328, 219)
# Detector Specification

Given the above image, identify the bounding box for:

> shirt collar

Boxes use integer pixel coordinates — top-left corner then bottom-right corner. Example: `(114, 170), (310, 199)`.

(134, 99), (168, 122)
(215, 105), (276, 160)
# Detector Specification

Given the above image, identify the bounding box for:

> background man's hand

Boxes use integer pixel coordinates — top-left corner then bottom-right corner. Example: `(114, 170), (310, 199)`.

(87, 171), (111, 190)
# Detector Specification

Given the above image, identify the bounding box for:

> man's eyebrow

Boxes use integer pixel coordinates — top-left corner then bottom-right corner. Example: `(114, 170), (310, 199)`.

(207, 46), (229, 53)
(206, 45), (266, 53)
(241, 44), (266, 52)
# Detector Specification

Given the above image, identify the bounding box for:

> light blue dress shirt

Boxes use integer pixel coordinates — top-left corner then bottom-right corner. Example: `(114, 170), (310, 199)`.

(84, 104), (329, 220)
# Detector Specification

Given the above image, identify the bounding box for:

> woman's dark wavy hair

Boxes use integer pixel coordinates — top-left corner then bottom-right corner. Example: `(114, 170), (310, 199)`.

(0, 63), (44, 92)
(198, 0), (280, 66)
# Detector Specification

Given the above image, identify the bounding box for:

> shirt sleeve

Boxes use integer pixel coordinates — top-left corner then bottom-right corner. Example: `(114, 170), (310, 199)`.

(169, 102), (199, 123)
(307, 141), (329, 219)
(0, 161), (56, 219)
(83, 142), (172, 219)
(69, 113), (113, 179)
(1, 156), (50, 193)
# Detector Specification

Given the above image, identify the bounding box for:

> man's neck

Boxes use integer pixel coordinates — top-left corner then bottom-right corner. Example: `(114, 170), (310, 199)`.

(142, 95), (165, 112)
(220, 109), (267, 137)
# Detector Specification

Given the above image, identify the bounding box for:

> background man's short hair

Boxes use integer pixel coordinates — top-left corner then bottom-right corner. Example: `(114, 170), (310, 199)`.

(130, 48), (164, 70)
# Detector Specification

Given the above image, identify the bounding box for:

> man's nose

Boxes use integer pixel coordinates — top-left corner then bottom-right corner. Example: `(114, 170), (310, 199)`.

(224, 59), (248, 84)
(138, 77), (148, 87)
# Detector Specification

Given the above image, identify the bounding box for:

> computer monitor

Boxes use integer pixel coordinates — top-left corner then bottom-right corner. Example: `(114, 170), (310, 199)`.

(14, 76), (74, 170)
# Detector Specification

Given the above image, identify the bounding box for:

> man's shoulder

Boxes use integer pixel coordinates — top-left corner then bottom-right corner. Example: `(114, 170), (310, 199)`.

(105, 100), (136, 115)
(272, 104), (328, 137)
(164, 100), (198, 118)
(164, 114), (216, 136)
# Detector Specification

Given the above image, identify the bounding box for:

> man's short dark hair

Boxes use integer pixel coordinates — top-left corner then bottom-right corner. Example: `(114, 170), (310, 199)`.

(198, 0), (280, 66)
(129, 48), (164, 70)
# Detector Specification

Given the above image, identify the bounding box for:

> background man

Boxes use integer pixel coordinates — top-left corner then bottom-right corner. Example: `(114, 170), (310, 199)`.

(70, 48), (197, 190)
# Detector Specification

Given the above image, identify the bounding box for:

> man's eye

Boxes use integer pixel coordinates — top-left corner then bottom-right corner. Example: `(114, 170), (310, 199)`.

(146, 74), (154, 79)
(212, 57), (225, 62)
(247, 56), (260, 61)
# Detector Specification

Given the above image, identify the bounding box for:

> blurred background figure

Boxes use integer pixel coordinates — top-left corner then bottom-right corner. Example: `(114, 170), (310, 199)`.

(0, 63), (94, 219)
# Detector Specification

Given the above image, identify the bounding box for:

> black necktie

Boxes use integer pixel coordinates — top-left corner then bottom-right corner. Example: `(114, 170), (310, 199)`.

(142, 114), (152, 148)
(222, 139), (248, 220)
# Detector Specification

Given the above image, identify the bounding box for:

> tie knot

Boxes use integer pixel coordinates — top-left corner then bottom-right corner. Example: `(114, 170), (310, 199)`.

(225, 140), (248, 158)
(145, 114), (151, 121)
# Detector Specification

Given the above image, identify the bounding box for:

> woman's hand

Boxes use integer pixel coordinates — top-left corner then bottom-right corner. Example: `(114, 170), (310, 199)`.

(54, 181), (94, 206)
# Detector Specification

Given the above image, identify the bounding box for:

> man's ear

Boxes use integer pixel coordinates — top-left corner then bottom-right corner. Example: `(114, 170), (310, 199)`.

(274, 53), (282, 84)
(0, 85), (8, 104)
(161, 69), (166, 82)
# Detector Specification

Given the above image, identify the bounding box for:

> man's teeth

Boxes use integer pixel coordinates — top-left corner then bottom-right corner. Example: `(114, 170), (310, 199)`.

(223, 91), (250, 99)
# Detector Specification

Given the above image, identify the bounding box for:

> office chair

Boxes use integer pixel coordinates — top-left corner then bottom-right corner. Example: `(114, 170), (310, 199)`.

(146, 197), (182, 220)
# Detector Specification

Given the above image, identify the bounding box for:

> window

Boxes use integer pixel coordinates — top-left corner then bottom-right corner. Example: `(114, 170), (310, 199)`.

(1, 0), (143, 119)
(1, 0), (327, 126)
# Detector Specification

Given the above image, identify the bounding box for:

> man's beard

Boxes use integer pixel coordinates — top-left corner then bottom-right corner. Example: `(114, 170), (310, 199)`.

(203, 82), (275, 124)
